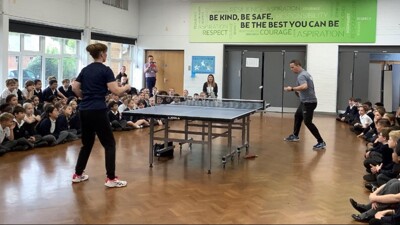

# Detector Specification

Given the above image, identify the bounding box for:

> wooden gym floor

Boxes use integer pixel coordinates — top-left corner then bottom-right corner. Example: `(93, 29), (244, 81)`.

(0, 112), (370, 224)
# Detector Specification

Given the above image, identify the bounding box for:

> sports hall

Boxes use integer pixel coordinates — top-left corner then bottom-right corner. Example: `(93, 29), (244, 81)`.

(0, 0), (399, 224)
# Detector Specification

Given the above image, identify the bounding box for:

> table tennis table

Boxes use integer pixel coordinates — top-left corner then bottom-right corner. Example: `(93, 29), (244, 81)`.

(122, 96), (266, 174)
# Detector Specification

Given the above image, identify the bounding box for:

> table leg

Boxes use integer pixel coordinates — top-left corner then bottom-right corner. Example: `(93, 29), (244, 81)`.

(246, 116), (250, 153)
(164, 119), (169, 148)
(149, 118), (154, 167)
(208, 122), (212, 174)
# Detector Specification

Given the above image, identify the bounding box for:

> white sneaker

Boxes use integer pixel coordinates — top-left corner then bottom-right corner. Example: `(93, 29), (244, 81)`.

(104, 177), (127, 188)
(72, 173), (89, 183)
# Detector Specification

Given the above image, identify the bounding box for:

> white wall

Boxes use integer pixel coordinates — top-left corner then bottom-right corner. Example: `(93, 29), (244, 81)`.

(5, 0), (86, 29)
(90, 0), (139, 37)
(375, 0), (400, 45)
(137, 0), (400, 113)
(3, 0), (139, 37)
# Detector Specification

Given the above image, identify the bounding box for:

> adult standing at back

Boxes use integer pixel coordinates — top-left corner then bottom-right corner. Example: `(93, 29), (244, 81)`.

(144, 55), (158, 96)
(115, 65), (127, 81)
(202, 74), (218, 98)
(71, 43), (131, 188)
(283, 59), (326, 150)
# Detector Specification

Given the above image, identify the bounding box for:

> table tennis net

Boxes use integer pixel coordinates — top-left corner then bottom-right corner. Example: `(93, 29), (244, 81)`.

(154, 95), (265, 110)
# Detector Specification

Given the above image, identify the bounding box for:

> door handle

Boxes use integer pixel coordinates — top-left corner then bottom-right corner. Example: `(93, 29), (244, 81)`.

(284, 71), (286, 79)
(238, 70), (241, 78)
(350, 72), (353, 81)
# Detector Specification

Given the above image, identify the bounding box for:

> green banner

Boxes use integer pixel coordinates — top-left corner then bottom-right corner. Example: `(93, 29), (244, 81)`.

(190, 0), (377, 43)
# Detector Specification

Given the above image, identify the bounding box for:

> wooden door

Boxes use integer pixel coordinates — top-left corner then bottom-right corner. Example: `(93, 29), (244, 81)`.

(145, 50), (184, 95)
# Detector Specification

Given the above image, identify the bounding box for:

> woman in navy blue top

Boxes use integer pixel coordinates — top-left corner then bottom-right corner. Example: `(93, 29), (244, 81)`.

(71, 43), (131, 188)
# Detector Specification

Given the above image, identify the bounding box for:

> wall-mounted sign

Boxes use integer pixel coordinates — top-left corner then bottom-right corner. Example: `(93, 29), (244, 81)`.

(190, 0), (377, 43)
(191, 56), (215, 78)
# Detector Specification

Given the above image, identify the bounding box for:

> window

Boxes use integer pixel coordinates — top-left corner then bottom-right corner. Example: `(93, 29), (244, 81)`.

(23, 34), (40, 52)
(90, 40), (133, 77)
(102, 0), (128, 10)
(45, 37), (61, 54)
(64, 39), (77, 54)
(122, 44), (130, 60)
(22, 56), (42, 85)
(45, 58), (59, 85)
(8, 33), (20, 52)
(8, 33), (80, 87)
(63, 58), (78, 80)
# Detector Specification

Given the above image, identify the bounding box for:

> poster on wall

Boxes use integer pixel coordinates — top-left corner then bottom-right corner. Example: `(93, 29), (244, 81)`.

(190, 0), (377, 43)
(191, 56), (215, 78)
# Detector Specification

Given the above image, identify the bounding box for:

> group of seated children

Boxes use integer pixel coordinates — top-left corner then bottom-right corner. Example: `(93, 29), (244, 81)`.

(339, 98), (400, 224)
(0, 77), (80, 156)
(106, 88), (164, 131)
(0, 76), (206, 157)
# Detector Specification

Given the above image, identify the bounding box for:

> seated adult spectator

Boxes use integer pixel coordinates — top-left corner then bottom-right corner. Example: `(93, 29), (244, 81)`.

(115, 65), (127, 81)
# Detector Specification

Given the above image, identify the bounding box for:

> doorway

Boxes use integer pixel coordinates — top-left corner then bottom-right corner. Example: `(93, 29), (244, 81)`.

(337, 46), (400, 113)
(223, 45), (306, 112)
(145, 50), (184, 95)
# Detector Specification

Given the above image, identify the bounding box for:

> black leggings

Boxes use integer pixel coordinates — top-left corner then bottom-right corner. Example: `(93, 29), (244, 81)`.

(75, 109), (116, 179)
(293, 102), (324, 143)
